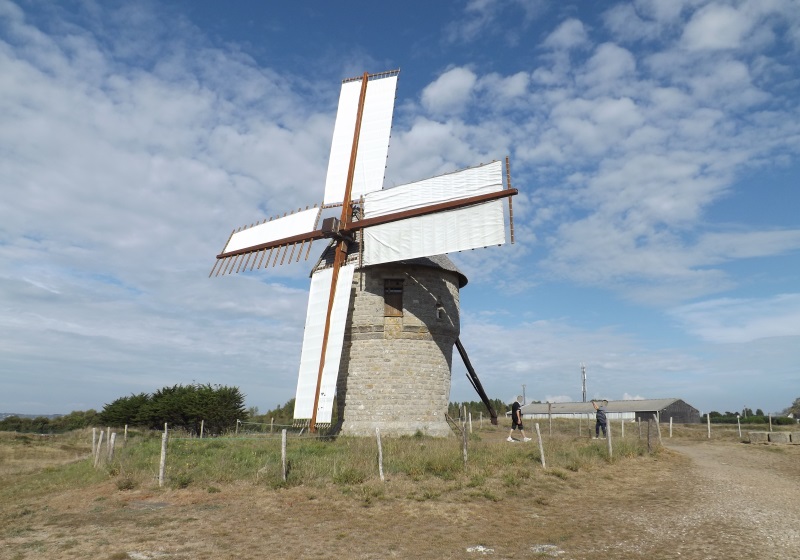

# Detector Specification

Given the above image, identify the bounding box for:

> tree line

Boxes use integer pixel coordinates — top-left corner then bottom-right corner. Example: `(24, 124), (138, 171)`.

(0, 384), (245, 435)
(3, 394), (798, 434)
(707, 407), (796, 425)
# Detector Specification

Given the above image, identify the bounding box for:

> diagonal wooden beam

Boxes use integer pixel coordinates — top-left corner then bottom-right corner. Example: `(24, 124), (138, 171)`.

(309, 71), (370, 433)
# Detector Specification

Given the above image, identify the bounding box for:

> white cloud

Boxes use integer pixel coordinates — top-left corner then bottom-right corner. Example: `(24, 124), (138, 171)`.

(420, 66), (478, 116)
(543, 18), (588, 50)
(682, 3), (753, 51)
(669, 294), (800, 343)
(445, 0), (547, 44)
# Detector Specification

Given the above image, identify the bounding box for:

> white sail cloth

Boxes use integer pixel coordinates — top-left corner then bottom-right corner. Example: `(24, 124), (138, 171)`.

(223, 207), (320, 254)
(361, 161), (507, 266)
(323, 74), (398, 206)
(293, 263), (356, 424)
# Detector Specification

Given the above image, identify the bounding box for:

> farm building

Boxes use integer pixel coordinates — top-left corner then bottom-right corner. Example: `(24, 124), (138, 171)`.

(515, 398), (701, 424)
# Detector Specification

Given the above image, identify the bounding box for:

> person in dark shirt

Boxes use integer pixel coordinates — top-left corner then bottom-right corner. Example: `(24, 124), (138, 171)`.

(507, 395), (531, 442)
(592, 399), (608, 439)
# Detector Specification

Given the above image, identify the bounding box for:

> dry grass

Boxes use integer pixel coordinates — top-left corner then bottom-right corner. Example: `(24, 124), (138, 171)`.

(0, 422), (798, 559)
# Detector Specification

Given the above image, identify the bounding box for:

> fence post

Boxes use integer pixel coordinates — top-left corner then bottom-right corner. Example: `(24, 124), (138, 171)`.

(468, 412), (473, 434)
(606, 420), (613, 459)
(281, 429), (287, 482)
(462, 424), (468, 469)
(535, 423), (546, 469)
(647, 419), (652, 454)
(158, 423), (168, 487)
(737, 416), (741, 438)
(92, 427), (97, 456)
(621, 417), (625, 438)
(107, 433), (116, 462)
(769, 414), (773, 432)
(653, 413), (662, 445)
(236, 419), (240, 435)
(94, 430), (104, 468)
(200, 419), (205, 439)
(270, 417), (274, 434)
(669, 417), (673, 438)
(124, 424), (128, 447)
(548, 403), (552, 436)
(638, 417), (641, 439)
(480, 411), (483, 430)
(578, 414), (582, 437)
(707, 413), (711, 439)
(376, 427), (385, 482)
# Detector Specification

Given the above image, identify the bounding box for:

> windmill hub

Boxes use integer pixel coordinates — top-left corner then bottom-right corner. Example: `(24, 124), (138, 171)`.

(320, 216), (355, 243)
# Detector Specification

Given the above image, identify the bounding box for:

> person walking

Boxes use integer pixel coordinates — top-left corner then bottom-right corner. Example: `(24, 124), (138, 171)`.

(592, 399), (608, 439)
(508, 395), (531, 442)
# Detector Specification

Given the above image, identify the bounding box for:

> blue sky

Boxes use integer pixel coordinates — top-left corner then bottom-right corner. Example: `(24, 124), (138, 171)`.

(1, 0), (798, 416)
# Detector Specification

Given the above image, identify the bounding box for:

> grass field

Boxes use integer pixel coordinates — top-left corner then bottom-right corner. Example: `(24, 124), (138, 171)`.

(1, 420), (797, 559)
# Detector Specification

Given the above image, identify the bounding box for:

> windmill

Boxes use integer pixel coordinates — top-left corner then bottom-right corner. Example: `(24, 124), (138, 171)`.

(211, 70), (518, 433)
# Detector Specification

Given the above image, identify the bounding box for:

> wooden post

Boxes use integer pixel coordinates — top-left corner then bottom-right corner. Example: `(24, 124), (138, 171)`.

(548, 403), (552, 436)
(236, 419), (240, 435)
(106, 427), (111, 450)
(281, 429), (287, 482)
(638, 417), (641, 439)
(108, 433), (116, 462)
(462, 423), (468, 469)
(124, 424), (128, 446)
(669, 417), (673, 438)
(653, 413), (662, 445)
(535, 423), (546, 469)
(621, 417), (625, 438)
(158, 423), (168, 487)
(647, 419), (652, 454)
(468, 412), (473, 434)
(578, 414), (582, 437)
(768, 414), (773, 432)
(606, 420), (613, 459)
(270, 417), (274, 434)
(200, 419), (205, 439)
(94, 430), (104, 468)
(737, 416), (741, 438)
(376, 427), (385, 482)
(707, 413), (711, 439)
(92, 427), (97, 456)
(480, 411), (483, 430)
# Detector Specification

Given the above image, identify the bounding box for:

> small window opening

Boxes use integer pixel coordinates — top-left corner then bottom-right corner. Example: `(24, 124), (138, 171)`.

(384, 279), (403, 317)
(435, 302), (445, 319)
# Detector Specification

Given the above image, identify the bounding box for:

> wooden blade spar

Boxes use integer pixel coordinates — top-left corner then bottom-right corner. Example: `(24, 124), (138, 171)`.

(309, 71), (370, 433)
(213, 185), (518, 261)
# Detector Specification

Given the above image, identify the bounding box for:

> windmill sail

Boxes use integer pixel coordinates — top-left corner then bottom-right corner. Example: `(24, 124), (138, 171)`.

(324, 72), (398, 206)
(293, 263), (356, 425)
(361, 161), (507, 266)
(223, 207), (321, 254)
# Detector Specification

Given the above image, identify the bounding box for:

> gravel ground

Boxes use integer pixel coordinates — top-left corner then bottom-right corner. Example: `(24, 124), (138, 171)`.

(635, 440), (800, 558)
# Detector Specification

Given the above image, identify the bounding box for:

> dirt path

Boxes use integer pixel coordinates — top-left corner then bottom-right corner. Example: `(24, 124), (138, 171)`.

(654, 440), (800, 558)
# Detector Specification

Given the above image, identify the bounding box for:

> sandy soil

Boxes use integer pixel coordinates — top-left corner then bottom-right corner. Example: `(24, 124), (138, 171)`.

(1, 438), (798, 559)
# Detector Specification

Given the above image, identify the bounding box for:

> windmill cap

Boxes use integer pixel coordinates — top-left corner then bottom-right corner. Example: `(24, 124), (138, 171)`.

(315, 246), (468, 288)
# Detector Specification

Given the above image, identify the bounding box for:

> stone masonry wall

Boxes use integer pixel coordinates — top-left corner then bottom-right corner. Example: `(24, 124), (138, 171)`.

(335, 262), (461, 437)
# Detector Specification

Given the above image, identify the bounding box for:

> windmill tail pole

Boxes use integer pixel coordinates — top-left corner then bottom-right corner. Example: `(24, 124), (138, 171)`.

(455, 338), (498, 425)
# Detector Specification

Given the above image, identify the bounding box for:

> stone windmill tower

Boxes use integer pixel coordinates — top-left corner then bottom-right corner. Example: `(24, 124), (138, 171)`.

(211, 70), (517, 434)
(330, 252), (467, 437)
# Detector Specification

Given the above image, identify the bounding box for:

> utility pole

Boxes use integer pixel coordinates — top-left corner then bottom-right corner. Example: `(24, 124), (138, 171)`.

(581, 362), (587, 403)
(522, 384), (526, 405)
